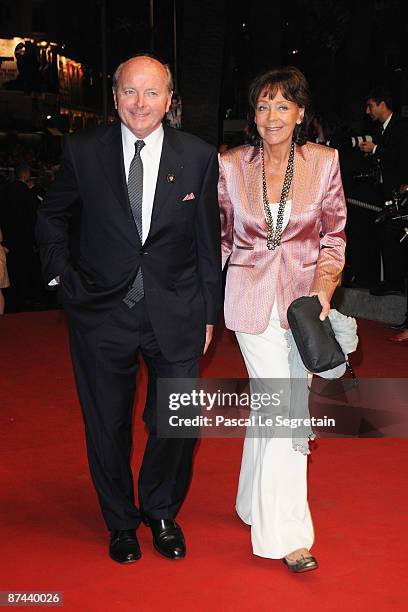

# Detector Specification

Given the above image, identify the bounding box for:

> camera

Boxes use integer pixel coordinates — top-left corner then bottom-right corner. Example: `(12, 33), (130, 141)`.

(351, 135), (373, 148)
(374, 189), (408, 226)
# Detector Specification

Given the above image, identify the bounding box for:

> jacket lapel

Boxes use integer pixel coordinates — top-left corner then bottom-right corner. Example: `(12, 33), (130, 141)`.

(96, 122), (132, 218)
(291, 143), (310, 218)
(243, 145), (266, 230)
(150, 126), (184, 226)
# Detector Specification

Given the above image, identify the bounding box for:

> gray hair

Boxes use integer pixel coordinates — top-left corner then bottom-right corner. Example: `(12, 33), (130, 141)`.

(112, 55), (174, 95)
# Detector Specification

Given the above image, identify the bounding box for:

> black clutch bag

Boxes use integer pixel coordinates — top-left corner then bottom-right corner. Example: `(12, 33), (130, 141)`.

(287, 295), (346, 373)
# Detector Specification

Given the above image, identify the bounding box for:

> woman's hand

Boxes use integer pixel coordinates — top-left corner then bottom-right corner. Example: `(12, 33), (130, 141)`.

(310, 291), (330, 321)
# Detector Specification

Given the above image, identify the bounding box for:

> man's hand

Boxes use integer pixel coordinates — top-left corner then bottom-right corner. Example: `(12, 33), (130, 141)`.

(359, 141), (375, 154)
(203, 324), (214, 355)
(310, 291), (330, 321)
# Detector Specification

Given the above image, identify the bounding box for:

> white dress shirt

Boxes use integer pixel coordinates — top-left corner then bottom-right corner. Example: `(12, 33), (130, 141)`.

(121, 122), (164, 244)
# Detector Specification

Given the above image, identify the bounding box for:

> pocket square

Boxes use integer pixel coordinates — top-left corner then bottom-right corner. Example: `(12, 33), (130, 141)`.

(182, 192), (195, 201)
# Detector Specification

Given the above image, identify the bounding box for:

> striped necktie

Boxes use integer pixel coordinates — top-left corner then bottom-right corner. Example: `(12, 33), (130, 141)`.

(123, 139), (145, 307)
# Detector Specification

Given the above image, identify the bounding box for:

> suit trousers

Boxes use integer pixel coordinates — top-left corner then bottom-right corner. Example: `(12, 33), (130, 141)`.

(68, 298), (198, 530)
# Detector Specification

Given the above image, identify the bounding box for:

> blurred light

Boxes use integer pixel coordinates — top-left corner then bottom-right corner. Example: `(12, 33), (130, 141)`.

(291, 49), (299, 55)
(46, 115), (52, 120)
(242, 22), (246, 28)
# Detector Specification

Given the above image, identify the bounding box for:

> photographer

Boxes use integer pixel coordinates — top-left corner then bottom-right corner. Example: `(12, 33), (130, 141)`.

(359, 87), (408, 296)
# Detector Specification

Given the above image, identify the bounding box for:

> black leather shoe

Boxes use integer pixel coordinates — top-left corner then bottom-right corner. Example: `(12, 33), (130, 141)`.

(109, 529), (141, 564)
(147, 519), (186, 560)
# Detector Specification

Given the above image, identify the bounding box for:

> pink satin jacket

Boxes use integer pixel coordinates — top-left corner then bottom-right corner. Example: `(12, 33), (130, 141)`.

(218, 142), (347, 333)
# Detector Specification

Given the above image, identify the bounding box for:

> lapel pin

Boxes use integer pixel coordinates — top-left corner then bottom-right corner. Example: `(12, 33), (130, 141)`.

(167, 173), (176, 183)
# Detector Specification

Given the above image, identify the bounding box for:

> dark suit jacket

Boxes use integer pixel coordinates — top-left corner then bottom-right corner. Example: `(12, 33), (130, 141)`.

(36, 122), (222, 361)
(374, 114), (408, 199)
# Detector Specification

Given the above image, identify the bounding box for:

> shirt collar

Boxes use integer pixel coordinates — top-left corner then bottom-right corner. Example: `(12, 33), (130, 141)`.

(121, 122), (164, 152)
(382, 113), (393, 131)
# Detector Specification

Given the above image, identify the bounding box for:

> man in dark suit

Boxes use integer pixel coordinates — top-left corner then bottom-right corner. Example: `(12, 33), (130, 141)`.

(359, 87), (408, 295)
(36, 55), (221, 563)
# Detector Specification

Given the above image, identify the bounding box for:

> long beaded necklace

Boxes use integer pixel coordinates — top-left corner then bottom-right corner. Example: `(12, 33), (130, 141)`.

(261, 139), (295, 250)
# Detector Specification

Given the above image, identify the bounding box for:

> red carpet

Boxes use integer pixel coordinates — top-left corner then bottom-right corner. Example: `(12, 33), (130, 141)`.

(1, 311), (408, 611)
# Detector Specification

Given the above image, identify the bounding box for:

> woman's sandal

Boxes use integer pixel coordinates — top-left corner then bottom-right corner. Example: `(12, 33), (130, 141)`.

(283, 554), (318, 573)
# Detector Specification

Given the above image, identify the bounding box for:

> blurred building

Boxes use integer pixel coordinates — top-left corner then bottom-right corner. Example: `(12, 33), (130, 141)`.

(0, 0), (104, 142)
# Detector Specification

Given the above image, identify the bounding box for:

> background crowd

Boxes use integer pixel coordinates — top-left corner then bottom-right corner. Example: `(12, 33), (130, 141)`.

(1, 86), (408, 321)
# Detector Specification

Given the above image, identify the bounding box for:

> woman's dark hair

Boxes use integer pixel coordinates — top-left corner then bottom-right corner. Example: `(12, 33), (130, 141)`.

(246, 66), (313, 146)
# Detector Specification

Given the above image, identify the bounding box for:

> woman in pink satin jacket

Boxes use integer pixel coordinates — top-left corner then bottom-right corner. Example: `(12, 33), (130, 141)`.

(218, 67), (346, 573)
